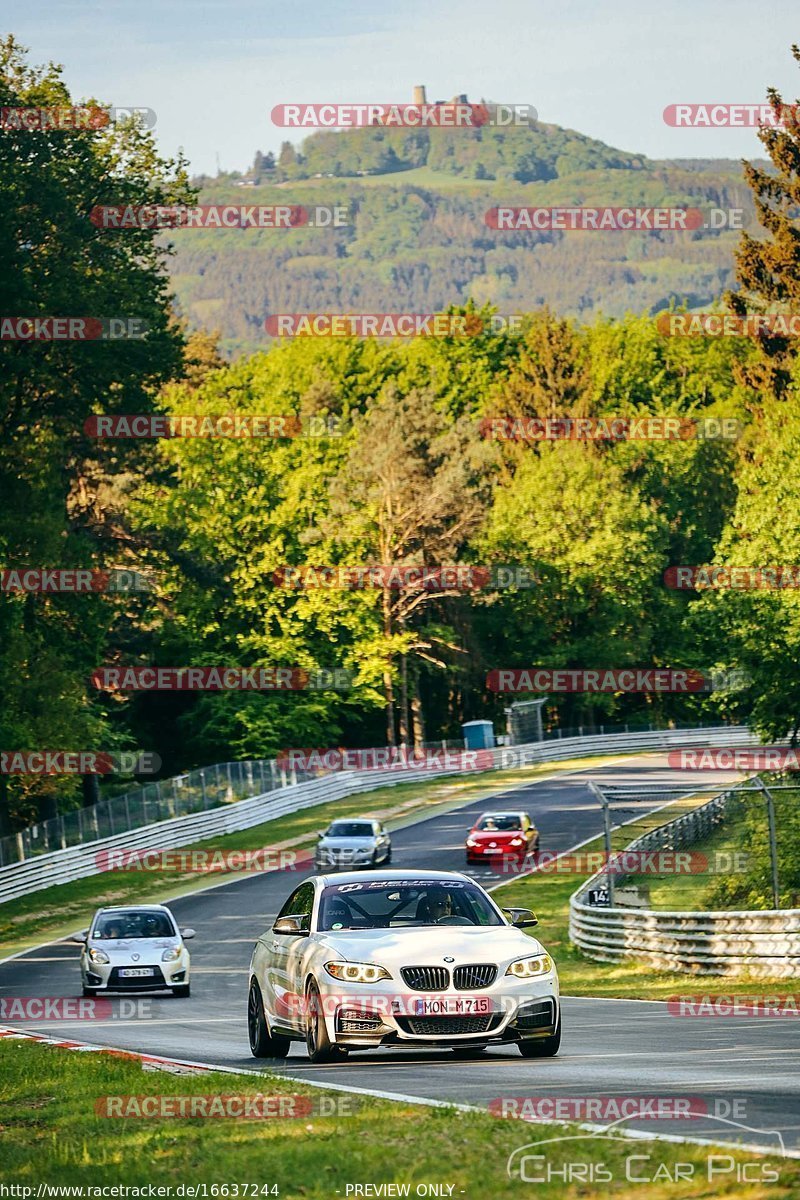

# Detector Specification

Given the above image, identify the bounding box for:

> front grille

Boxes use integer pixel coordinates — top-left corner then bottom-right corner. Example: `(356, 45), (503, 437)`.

(453, 964), (497, 990)
(515, 1000), (555, 1029)
(337, 1009), (385, 1034)
(107, 966), (166, 989)
(401, 966), (449, 991)
(399, 1014), (499, 1036)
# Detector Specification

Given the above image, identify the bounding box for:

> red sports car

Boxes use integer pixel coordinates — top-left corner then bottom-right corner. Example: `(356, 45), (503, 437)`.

(465, 811), (540, 865)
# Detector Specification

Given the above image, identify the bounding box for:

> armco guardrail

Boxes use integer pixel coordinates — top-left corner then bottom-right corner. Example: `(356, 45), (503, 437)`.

(0, 764), (442, 905)
(569, 782), (800, 977)
(0, 724), (758, 906)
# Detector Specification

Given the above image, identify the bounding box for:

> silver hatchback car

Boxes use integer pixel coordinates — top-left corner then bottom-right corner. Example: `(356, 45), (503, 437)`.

(314, 818), (392, 871)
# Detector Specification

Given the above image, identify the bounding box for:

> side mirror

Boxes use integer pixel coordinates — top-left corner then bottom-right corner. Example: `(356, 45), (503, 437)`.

(316, 830), (326, 838)
(180, 928), (196, 940)
(71, 931), (88, 943)
(504, 907), (538, 928)
(273, 916), (310, 936)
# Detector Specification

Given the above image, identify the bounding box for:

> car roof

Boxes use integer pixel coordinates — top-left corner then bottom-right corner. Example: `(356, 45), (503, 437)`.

(316, 868), (471, 886)
(327, 817), (377, 825)
(475, 811), (528, 819)
(93, 905), (173, 915)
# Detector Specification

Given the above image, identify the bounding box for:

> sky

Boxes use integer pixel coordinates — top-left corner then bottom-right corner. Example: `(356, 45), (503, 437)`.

(5, 0), (800, 176)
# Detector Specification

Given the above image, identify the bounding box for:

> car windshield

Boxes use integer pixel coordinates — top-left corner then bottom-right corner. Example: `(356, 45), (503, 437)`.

(326, 822), (374, 838)
(318, 880), (503, 930)
(93, 911), (175, 939)
(476, 815), (523, 831)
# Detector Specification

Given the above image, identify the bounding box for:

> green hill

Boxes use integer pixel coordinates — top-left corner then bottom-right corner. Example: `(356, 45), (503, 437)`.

(168, 122), (759, 357)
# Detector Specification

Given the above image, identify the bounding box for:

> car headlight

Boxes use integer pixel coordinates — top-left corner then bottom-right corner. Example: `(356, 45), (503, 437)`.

(466, 838), (478, 847)
(509, 837), (525, 846)
(505, 953), (552, 978)
(162, 947), (182, 962)
(324, 961), (392, 983)
(88, 947), (110, 965)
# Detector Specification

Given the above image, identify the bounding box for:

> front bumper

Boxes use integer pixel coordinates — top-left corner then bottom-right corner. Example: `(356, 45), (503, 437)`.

(466, 844), (527, 863)
(315, 847), (386, 869)
(81, 954), (190, 992)
(316, 974), (559, 1049)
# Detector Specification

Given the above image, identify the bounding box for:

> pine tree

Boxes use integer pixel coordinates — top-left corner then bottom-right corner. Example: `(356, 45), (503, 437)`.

(725, 45), (800, 402)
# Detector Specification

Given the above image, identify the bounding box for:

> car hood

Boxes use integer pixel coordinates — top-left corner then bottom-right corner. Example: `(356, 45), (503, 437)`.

(313, 925), (545, 966)
(87, 937), (180, 965)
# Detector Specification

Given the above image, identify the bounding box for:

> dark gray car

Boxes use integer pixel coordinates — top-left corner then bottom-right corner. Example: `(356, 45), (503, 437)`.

(314, 818), (392, 871)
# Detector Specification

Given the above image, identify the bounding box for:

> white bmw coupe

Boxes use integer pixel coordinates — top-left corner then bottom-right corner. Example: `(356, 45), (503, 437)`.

(247, 869), (559, 1063)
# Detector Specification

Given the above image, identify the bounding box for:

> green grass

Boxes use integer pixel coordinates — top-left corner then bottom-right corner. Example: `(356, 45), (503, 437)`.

(0, 1038), (795, 1197)
(0, 753), (624, 957)
(622, 819), (746, 912)
(493, 792), (789, 998)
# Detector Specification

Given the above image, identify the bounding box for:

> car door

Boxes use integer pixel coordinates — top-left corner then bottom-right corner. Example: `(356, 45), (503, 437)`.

(265, 881), (315, 1028)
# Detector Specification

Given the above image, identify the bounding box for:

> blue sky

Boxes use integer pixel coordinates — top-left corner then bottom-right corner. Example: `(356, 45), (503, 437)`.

(7, 0), (800, 175)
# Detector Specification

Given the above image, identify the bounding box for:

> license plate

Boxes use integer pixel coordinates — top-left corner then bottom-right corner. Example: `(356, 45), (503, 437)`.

(119, 968), (154, 977)
(413, 996), (492, 1016)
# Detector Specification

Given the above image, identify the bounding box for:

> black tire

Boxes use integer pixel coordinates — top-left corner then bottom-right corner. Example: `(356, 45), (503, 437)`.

(451, 1044), (488, 1057)
(248, 979), (290, 1059)
(172, 983), (191, 998)
(305, 980), (347, 1064)
(518, 1015), (561, 1058)
(82, 985), (97, 998)
(385, 847), (392, 864)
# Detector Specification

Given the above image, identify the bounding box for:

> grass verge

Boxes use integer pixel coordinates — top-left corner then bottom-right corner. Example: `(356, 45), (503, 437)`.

(493, 789), (786, 999)
(0, 753), (624, 957)
(0, 1038), (795, 1198)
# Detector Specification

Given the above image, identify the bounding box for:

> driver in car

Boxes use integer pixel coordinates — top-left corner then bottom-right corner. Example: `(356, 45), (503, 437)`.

(426, 891), (454, 923)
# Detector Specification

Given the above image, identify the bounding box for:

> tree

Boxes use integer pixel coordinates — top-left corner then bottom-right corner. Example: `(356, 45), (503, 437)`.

(0, 37), (191, 828)
(725, 45), (800, 402)
(326, 384), (496, 744)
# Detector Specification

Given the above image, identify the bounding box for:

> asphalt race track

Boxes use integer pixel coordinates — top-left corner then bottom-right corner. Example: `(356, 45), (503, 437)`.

(1, 754), (797, 1156)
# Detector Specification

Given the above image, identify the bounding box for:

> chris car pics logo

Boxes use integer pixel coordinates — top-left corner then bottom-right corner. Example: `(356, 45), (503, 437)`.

(506, 1116), (784, 1185)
